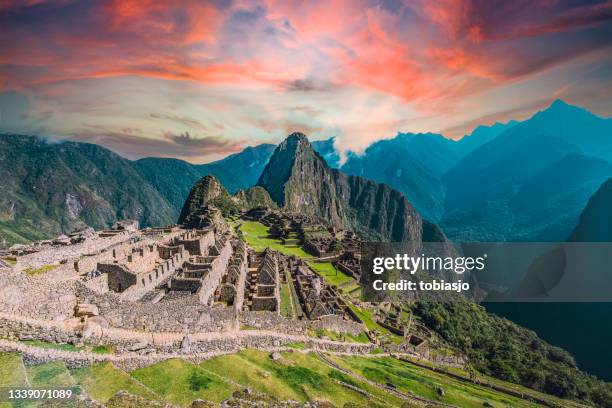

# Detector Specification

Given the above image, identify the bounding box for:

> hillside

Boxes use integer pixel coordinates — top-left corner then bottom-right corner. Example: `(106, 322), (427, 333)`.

(569, 177), (612, 241)
(0, 135), (277, 246)
(0, 134), (175, 245)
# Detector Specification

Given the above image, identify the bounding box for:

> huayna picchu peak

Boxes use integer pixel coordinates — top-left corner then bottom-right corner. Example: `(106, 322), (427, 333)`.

(258, 132), (445, 242)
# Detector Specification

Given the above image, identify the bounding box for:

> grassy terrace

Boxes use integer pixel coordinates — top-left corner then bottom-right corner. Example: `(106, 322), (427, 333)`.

(307, 261), (353, 287)
(238, 220), (311, 258)
(329, 355), (544, 408)
(0, 350), (565, 407)
(24, 264), (58, 276)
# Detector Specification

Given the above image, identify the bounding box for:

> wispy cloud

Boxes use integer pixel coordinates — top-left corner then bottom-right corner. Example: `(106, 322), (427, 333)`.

(0, 0), (610, 155)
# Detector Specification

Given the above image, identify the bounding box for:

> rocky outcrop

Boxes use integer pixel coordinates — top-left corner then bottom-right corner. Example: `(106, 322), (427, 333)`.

(234, 186), (277, 210)
(257, 133), (444, 242)
(177, 175), (236, 229)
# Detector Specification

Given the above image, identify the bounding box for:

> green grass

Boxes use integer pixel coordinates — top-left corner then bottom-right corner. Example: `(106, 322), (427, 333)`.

(285, 342), (306, 349)
(238, 221), (311, 258)
(306, 261), (354, 287)
(24, 264), (58, 276)
(27, 361), (76, 388)
(130, 358), (236, 406)
(279, 283), (295, 318)
(0, 353), (27, 387)
(330, 355), (544, 408)
(70, 362), (159, 403)
(346, 304), (402, 343)
(20, 339), (114, 355)
(91, 344), (115, 354)
(200, 349), (401, 407)
(0, 353), (27, 408)
(1, 257), (16, 266)
(312, 329), (370, 344)
(21, 340), (82, 352)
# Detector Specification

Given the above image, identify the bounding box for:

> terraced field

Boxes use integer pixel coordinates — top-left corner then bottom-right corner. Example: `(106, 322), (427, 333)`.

(0, 349), (572, 407)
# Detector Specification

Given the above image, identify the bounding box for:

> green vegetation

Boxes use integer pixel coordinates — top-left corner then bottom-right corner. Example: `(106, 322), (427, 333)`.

(307, 261), (353, 287)
(130, 358), (235, 405)
(1, 257), (16, 266)
(238, 221), (311, 258)
(346, 303), (401, 343)
(279, 283), (294, 318)
(27, 361), (76, 388)
(199, 349), (402, 407)
(0, 350), (587, 407)
(414, 302), (612, 407)
(70, 362), (159, 403)
(285, 341), (306, 349)
(0, 353), (26, 387)
(91, 344), (115, 354)
(21, 339), (82, 352)
(331, 355), (543, 408)
(24, 264), (58, 276)
(20, 339), (114, 355)
(209, 194), (240, 218)
(312, 328), (370, 344)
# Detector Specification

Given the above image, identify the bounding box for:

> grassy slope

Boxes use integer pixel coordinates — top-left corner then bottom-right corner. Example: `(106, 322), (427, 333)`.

(0, 351), (581, 407)
(70, 362), (159, 403)
(130, 358), (236, 406)
(330, 355), (542, 408)
(200, 349), (400, 407)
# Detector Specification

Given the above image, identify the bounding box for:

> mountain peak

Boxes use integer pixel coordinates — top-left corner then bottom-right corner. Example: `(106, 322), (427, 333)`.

(537, 99), (594, 119)
(285, 131), (309, 143)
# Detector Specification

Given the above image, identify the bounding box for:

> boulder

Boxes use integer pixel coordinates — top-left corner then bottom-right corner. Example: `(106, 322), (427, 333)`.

(270, 351), (282, 361)
(127, 341), (149, 351)
(181, 335), (191, 351)
(75, 303), (99, 318)
(53, 235), (71, 245)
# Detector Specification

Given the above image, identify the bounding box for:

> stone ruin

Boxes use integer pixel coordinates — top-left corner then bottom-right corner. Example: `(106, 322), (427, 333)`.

(245, 249), (281, 312)
(215, 239), (248, 310)
(289, 258), (358, 322)
(334, 251), (361, 279)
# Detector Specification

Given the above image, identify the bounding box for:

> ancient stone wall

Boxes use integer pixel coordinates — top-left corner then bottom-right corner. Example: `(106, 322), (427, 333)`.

(310, 315), (364, 336)
(74, 283), (235, 332)
(196, 237), (232, 305)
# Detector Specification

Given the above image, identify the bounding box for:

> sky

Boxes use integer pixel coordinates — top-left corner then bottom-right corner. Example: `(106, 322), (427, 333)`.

(1, 0), (611, 162)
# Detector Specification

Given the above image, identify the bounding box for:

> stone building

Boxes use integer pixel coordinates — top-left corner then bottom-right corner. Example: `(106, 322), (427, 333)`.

(216, 239), (248, 310)
(250, 249), (280, 312)
(97, 243), (185, 300)
(291, 259), (356, 321)
(168, 233), (233, 305)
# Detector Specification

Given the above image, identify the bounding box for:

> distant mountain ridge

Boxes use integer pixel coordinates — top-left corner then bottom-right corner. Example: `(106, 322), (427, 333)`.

(442, 100), (612, 241)
(0, 135), (277, 245)
(2, 99), (611, 245)
(0, 134), (175, 245)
